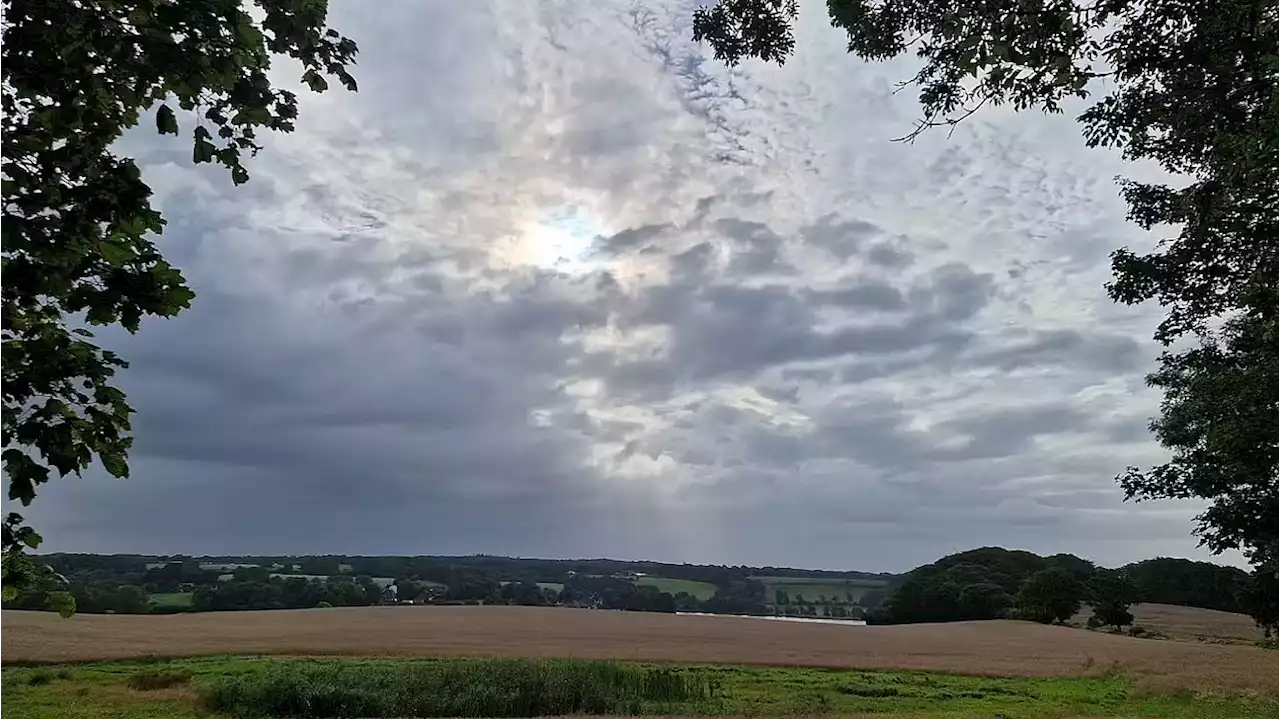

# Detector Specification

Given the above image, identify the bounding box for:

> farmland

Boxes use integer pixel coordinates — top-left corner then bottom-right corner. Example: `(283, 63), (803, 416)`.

(753, 575), (889, 604)
(633, 576), (717, 600)
(148, 592), (193, 609)
(4, 606), (1275, 695)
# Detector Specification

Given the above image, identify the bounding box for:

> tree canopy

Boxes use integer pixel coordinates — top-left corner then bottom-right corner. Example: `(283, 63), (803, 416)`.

(693, 0), (1278, 619)
(1, 0), (359, 598)
(1015, 567), (1083, 624)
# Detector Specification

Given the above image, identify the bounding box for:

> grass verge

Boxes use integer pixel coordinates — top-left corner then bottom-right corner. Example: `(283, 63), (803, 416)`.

(2, 656), (1274, 718)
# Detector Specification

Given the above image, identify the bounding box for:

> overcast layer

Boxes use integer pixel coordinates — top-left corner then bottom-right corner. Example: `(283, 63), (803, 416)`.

(19, 0), (1238, 573)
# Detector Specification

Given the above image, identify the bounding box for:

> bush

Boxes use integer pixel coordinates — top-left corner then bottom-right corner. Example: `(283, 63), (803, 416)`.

(201, 659), (718, 717)
(26, 670), (53, 686)
(126, 670), (192, 691)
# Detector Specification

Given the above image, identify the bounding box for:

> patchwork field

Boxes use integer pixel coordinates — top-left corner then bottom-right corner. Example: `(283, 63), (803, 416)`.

(4, 606), (1274, 695)
(633, 576), (717, 600)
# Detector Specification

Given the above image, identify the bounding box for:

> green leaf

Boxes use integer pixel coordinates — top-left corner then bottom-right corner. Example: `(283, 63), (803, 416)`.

(302, 69), (328, 93)
(100, 451), (129, 478)
(193, 138), (216, 164)
(46, 590), (77, 618)
(156, 104), (178, 135)
(21, 529), (42, 549)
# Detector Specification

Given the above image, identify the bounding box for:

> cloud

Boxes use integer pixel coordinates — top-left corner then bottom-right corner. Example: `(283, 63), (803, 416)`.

(14, 0), (1242, 572)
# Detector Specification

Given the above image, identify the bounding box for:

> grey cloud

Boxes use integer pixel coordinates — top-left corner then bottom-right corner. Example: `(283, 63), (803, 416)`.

(595, 223), (672, 254)
(714, 218), (794, 276)
(804, 280), (906, 311)
(966, 328), (1143, 373)
(21, 0), (1229, 573)
(801, 214), (881, 260)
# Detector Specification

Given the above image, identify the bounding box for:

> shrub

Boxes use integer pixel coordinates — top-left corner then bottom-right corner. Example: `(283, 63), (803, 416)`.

(127, 670), (192, 691)
(201, 659), (717, 717)
(26, 670), (53, 686)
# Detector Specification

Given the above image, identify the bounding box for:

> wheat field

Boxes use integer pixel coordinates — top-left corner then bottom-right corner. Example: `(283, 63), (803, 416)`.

(3, 605), (1274, 694)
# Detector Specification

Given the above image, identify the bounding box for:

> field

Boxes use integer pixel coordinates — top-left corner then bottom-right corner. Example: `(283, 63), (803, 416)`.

(148, 593), (193, 609)
(753, 575), (889, 604)
(633, 576), (717, 600)
(4, 606), (1275, 697)
(1073, 603), (1268, 646)
(4, 655), (1273, 719)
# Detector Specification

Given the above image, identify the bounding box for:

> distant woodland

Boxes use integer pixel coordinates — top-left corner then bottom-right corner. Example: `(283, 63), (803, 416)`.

(4, 549), (1270, 634)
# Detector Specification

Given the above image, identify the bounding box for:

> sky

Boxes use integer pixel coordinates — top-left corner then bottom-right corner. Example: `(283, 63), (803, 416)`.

(18, 0), (1241, 573)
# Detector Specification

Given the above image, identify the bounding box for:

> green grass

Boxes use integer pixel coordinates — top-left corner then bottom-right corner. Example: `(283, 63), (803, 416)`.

(752, 576), (887, 604)
(1, 657), (1273, 719)
(633, 576), (718, 600)
(148, 593), (194, 609)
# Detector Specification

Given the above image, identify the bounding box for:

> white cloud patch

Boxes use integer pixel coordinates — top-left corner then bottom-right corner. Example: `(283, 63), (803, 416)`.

(19, 0), (1240, 572)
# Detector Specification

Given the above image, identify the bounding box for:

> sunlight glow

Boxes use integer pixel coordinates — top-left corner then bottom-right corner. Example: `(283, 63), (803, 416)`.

(513, 205), (605, 274)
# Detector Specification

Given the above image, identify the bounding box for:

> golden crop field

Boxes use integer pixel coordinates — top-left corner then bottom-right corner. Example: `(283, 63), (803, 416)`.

(4, 605), (1275, 694)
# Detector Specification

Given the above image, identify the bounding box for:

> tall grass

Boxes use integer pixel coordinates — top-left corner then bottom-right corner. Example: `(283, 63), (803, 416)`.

(200, 658), (718, 718)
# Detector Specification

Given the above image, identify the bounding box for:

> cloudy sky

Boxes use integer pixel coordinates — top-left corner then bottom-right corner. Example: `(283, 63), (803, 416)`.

(21, 0), (1238, 573)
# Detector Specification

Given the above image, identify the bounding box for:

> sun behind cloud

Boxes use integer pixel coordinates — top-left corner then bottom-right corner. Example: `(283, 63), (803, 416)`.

(510, 204), (608, 274)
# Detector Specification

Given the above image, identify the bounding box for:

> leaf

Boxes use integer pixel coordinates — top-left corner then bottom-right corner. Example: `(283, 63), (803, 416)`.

(21, 529), (42, 549)
(302, 69), (328, 93)
(156, 104), (178, 135)
(193, 138), (216, 164)
(100, 451), (129, 478)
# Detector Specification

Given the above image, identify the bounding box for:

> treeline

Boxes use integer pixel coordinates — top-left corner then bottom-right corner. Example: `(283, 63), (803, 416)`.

(30, 553), (893, 589)
(868, 548), (1276, 632)
(2, 555), (778, 617)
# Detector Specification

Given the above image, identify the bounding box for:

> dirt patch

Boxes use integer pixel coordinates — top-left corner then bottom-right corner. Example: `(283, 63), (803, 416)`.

(4, 606), (1275, 693)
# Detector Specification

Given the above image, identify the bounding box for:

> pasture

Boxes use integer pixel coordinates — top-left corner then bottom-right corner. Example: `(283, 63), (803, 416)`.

(752, 575), (888, 604)
(633, 576), (716, 600)
(147, 593), (193, 609)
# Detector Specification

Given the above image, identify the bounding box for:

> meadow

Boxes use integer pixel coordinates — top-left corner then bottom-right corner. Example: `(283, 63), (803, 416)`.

(147, 592), (194, 609)
(633, 576), (717, 600)
(4, 655), (1274, 719)
(752, 575), (888, 604)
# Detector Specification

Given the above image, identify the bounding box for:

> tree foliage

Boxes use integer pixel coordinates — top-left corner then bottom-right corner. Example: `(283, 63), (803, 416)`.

(693, 0), (1278, 608)
(1, 0), (359, 592)
(874, 547), (1089, 623)
(1088, 569), (1139, 630)
(1015, 567), (1083, 624)
(1122, 557), (1251, 613)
